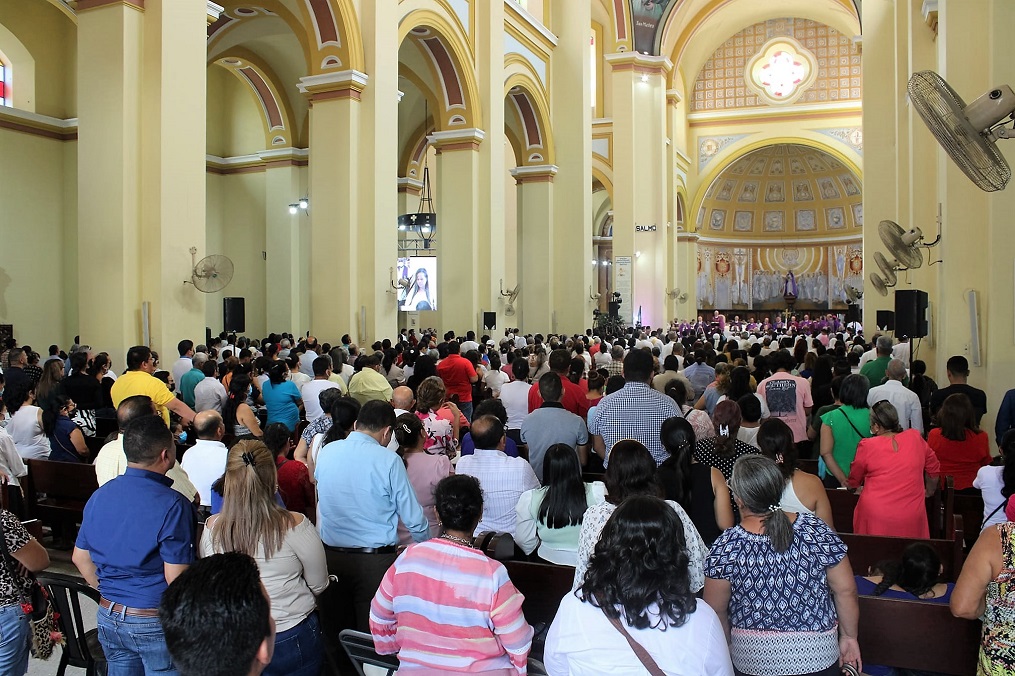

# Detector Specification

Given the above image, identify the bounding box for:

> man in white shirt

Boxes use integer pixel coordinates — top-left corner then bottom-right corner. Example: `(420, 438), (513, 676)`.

(857, 333), (881, 371)
(460, 330), (480, 354)
(456, 415), (539, 536)
(497, 358), (532, 441)
(892, 336), (911, 365)
(171, 340), (195, 389)
(867, 358), (924, 432)
(299, 339), (320, 378)
(193, 361), (228, 413)
(179, 411), (229, 508)
(300, 357), (339, 422)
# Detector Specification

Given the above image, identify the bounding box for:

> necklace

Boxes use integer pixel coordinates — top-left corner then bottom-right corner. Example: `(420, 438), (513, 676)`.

(440, 533), (475, 548)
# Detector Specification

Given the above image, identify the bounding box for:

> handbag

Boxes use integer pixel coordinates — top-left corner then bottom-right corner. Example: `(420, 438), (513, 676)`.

(601, 607), (666, 676)
(0, 520), (61, 659)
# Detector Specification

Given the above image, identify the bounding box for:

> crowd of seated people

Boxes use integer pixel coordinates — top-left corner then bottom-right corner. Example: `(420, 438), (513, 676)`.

(0, 320), (1012, 674)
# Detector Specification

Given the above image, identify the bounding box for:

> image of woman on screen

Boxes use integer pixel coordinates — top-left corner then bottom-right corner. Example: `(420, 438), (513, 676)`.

(402, 267), (436, 311)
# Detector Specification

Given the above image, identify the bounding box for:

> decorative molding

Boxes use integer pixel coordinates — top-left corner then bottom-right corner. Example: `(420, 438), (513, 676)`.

(688, 100), (861, 124)
(695, 232), (862, 246)
(503, 0), (558, 48)
(398, 177), (423, 194)
(297, 70), (369, 101)
(815, 127), (864, 155)
(206, 1), (223, 23)
(510, 164), (558, 184)
(697, 134), (754, 171)
(427, 127), (485, 152)
(72, 0), (143, 11)
(666, 89), (683, 107)
(922, 0), (938, 34)
(0, 107), (77, 141)
(605, 52), (672, 75)
(206, 149), (309, 175)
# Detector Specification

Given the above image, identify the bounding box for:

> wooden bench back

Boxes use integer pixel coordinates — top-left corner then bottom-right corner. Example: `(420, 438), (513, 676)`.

(504, 560), (575, 628)
(841, 515), (965, 582)
(857, 595), (980, 675)
(24, 459), (99, 530)
(826, 488), (858, 533)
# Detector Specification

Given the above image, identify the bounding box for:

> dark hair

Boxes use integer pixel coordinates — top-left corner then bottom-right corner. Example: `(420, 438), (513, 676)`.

(511, 357), (530, 381)
(126, 345), (152, 371)
(42, 394), (72, 436)
(69, 350), (89, 374)
(261, 422), (291, 456)
(567, 357), (586, 384)
(322, 398), (361, 445)
(938, 393), (979, 441)
(470, 415), (504, 450)
(434, 474), (483, 532)
(725, 366), (753, 402)
(473, 397), (507, 424)
(737, 393), (762, 423)
(116, 395), (155, 431)
(393, 412), (424, 466)
(587, 369), (607, 393)
(312, 356), (332, 377)
(538, 372), (563, 402)
(771, 349), (796, 373)
(538, 444), (588, 529)
(946, 355), (969, 377)
(548, 349), (571, 373)
(756, 418), (797, 480)
(663, 355), (680, 372)
(872, 543), (942, 598)
(265, 361), (287, 386)
(837, 373), (870, 409)
(730, 455), (794, 553)
(622, 349), (654, 382)
(1001, 429), (1015, 500)
(222, 374), (251, 436)
(201, 360), (218, 378)
(604, 440), (660, 504)
(123, 415), (174, 465)
(579, 496), (695, 630)
(664, 379), (688, 408)
(356, 400), (395, 433)
(711, 399), (742, 457)
(88, 353), (110, 377)
(160, 552), (271, 676)
(659, 417), (696, 513)
(177, 340), (194, 357)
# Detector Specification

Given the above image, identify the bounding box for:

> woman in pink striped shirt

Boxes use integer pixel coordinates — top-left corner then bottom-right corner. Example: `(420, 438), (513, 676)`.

(369, 474), (533, 674)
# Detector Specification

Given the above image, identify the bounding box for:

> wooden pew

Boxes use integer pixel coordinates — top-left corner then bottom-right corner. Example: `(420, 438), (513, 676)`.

(953, 493), (985, 549)
(475, 531), (517, 561)
(24, 459), (99, 538)
(857, 595), (980, 675)
(826, 488), (858, 533)
(504, 560), (574, 658)
(841, 516), (966, 582)
(797, 458), (819, 477)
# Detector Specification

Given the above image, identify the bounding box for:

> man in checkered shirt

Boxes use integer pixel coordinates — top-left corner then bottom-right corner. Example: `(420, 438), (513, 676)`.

(589, 347), (680, 467)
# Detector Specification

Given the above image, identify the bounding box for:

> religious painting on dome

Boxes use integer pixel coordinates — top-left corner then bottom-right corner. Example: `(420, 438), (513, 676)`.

(841, 174), (861, 196)
(709, 209), (726, 230)
(851, 202), (863, 226)
(826, 207), (845, 229)
(629, 0), (673, 55)
(790, 158), (806, 175)
(738, 181), (759, 202)
(734, 211), (754, 231)
(819, 179), (840, 199)
(696, 206), (705, 227)
(770, 158), (785, 175)
(765, 182), (785, 202)
(793, 180), (814, 201)
(796, 209), (816, 231)
(716, 180), (735, 201)
(763, 210), (785, 232)
(749, 157), (767, 175)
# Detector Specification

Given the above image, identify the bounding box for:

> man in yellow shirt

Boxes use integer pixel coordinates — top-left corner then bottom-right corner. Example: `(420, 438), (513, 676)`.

(111, 345), (196, 427)
(348, 353), (394, 405)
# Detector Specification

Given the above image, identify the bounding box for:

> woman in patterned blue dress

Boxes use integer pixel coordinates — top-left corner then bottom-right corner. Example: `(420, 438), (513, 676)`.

(704, 455), (862, 676)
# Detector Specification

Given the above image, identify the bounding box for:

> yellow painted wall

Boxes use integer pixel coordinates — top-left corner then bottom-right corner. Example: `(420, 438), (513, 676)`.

(205, 171), (267, 338)
(0, 1), (76, 118)
(0, 128), (74, 346)
(206, 65), (268, 159)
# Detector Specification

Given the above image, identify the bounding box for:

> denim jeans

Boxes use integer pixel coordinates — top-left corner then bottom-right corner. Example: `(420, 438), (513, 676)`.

(459, 400), (474, 423)
(265, 612), (323, 676)
(0, 603), (30, 676)
(97, 605), (179, 676)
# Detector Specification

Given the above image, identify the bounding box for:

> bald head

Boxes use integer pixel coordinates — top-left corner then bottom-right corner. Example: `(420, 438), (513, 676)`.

(391, 386), (415, 411)
(117, 395), (157, 432)
(194, 410), (224, 440)
(886, 358), (908, 381)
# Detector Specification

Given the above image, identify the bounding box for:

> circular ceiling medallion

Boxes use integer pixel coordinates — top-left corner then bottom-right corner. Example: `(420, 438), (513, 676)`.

(234, 7), (257, 16)
(222, 58), (242, 66)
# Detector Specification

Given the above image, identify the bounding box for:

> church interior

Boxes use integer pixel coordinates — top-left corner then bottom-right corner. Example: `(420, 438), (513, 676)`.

(1, 0), (1014, 440)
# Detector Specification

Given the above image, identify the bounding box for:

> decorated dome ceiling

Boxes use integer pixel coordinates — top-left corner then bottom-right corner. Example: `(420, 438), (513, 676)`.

(695, 143), (862, 239)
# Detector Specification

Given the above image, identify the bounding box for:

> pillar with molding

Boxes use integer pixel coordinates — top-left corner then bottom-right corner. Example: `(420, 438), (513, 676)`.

(607, 52), (671, 330)
(262, 148), (308, 334)
(512, 165), (557, 333)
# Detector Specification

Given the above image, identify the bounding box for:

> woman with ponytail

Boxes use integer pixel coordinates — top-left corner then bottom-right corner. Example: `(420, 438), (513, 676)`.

(756, 418), (833, 527)
(393, 412), (451, 544)
(222, 373), (262, 441)
(694, 399), (760, 517)
(200, 440), (328, 676)
(705, 454), (861, 676)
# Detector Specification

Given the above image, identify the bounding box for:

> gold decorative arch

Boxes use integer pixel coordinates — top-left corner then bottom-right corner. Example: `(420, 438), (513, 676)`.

(504, 70), (554, 167)
(212, 47), (296, 148)
(208, 2), (313, 76)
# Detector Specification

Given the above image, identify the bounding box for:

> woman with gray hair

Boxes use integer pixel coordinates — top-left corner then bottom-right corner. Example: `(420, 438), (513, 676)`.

(705, 455), (861, 676)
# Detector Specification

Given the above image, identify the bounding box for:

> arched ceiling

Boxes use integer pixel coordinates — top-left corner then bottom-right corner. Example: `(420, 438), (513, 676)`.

(697, 143), (862, 239)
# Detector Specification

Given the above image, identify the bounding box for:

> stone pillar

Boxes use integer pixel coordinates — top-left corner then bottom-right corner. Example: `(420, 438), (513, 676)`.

(430, 129), (485, 334)
(261, 149), (307, 334)
(607, 52), (671, 329)
(511, 166), (557, 333)
(551, 0), (593, 333)
(299, 71), (367, 343)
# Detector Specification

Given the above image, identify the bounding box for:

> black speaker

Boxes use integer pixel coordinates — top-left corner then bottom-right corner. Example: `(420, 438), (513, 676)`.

(223, 297), (245, 333)
(608, 301), (622, 318)
(483, 312), (496, 331)
(846, 305), (861, 325)
(876, 310), (895, 332)
(895, 289), (929, 338)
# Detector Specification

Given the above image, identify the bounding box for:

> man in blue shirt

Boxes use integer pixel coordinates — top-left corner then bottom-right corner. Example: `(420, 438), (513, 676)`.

(315, 400), (428, 640)
(73, 414), (195, 675)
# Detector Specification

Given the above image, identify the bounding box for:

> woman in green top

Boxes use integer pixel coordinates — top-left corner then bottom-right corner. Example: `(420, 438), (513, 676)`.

(819, 374), (871, 488)
(514, 443), (606, 566)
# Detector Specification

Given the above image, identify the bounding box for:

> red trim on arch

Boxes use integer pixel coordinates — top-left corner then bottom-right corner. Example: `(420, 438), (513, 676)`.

(308, 0), (339, 44)
(614, 0), (627, 39)
(422, 37), (464, 108)
(511, 92), (542, 148)
(239, 67), (284, 131)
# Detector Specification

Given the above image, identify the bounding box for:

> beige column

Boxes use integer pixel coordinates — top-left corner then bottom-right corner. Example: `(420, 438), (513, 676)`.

(430, 129), (485, 333)
(511, 166), (557, 333)
(675, 233), (699, 318)
(299, 71), (367, 343)
(261, 149), (307, 334)
(76, 0), (144, 365)
(551, 0), (593, 334)
(138, 0), (210, 356)
(607, 53), (671, 329)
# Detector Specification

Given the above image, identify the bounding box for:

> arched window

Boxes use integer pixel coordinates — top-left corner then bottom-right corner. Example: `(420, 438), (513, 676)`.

(0, 58), (8, 107)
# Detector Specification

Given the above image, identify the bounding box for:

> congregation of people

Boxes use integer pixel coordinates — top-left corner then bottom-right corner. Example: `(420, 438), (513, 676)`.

(0, 315), (1013, 675)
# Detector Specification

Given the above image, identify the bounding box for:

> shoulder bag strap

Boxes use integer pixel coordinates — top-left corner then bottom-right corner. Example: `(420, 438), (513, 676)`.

(838, 407), (869, 440)
(601, 607), (667, 676)
(983, 496), (1009, 531)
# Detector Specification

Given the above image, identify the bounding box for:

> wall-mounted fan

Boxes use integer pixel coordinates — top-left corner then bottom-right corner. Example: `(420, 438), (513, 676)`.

(184, 247), (234, 293)
(870, 273), (893, 297)
(845, 285), (863, 304)
(504, 303), (516, 317)
(908, 70), (1015, 192)
(878, 220), (927, 269)
(874, 251), (903, 286)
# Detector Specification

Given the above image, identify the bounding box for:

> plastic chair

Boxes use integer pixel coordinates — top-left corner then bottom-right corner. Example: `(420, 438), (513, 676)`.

(36, 572), (106, 676)
(338, 629), (399, 676)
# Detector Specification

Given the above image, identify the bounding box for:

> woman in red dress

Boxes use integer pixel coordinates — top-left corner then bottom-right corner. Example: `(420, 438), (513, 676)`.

(848, 401), (941, 538)
(928, 393), (992, 492)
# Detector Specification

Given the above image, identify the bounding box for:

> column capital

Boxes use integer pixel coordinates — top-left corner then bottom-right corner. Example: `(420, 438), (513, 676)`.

(605, 52), (672, 76)
(298, 70), (369, 102)
(207, 1), (224, 23)
(427, 128), (486, 152)
(666, 89), (683, 107)
(257, 147), (309, 168)
(510, 164), (558, 184)
(72, 0), (144, 11)
(398, 177), (423, 195)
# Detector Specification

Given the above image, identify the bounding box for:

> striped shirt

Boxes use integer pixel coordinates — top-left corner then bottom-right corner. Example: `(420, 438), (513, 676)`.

(369, 538), (533, 674)
(588, 381), (680, 466)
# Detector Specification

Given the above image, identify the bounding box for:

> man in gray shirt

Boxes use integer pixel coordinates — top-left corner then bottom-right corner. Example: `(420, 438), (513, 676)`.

(521, 373), (589, 481)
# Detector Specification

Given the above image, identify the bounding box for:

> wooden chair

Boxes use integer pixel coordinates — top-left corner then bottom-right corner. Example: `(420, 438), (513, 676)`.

(826, 488), (858, 533)
(857, 595), (980, 675)
(953, 492), (986, 549)
(841, 515), (966, 582)
(797, 458), (819, 477)
(24, 459), (99, 539)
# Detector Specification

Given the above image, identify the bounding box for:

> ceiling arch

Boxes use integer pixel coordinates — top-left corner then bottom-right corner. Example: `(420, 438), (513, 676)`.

(212, 47), (296, 148)
(504, 70), (554, 167)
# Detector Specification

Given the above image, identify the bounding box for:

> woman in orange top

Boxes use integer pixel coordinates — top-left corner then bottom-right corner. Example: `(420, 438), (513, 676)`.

(928, 393), (992, 492)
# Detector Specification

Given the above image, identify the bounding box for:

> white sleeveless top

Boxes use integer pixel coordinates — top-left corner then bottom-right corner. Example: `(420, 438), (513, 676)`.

(780, 474), (812, 515)
(7, 406), (50, 460)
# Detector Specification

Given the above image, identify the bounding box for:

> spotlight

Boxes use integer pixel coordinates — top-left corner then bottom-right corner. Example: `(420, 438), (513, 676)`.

(640, 74), (649, 83)
(298, 198), (309, 210)
(288, 204), (298, 215)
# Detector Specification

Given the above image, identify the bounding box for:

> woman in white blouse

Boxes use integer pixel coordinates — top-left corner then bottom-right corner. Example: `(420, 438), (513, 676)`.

(4, 386), (50, 461)
(200, 440), (329, 676)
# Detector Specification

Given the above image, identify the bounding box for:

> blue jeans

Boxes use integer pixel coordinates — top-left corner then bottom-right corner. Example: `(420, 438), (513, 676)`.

(265, 612), (323, 676)
(97, 605), (178, 676)
(459, 400), (474, 423)
(0, 603), (30, 676)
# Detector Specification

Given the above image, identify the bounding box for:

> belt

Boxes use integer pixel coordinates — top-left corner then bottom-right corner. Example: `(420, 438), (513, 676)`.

(100, 598), (160, 618)
(325, 545), (397, 555)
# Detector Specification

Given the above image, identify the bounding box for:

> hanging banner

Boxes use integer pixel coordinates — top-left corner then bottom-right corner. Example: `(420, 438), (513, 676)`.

(630, 0), (672, 54)
(615, 256), (633, 324)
